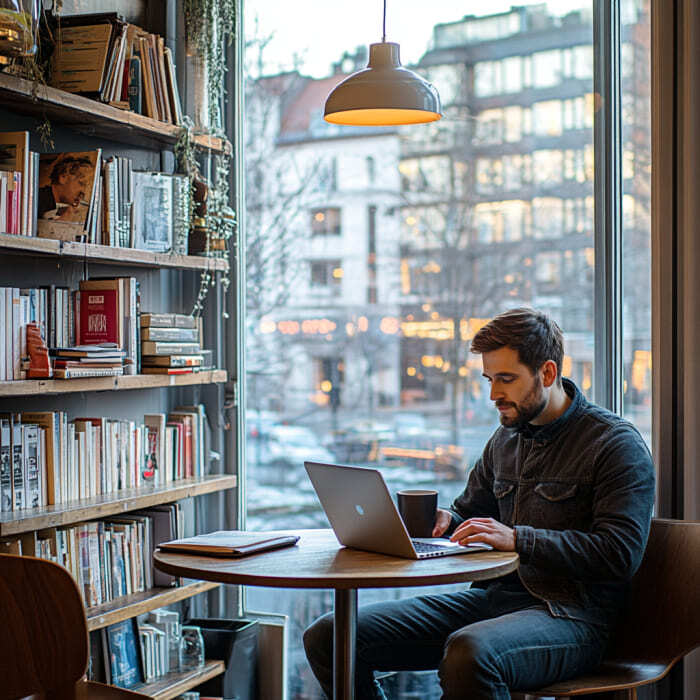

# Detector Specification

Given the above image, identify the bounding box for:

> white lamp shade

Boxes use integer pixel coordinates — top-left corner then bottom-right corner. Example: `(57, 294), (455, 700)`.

(324, 42), (442, 126)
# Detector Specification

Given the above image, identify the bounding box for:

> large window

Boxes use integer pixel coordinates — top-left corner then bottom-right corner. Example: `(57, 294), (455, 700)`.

(242, 2), (651, 697)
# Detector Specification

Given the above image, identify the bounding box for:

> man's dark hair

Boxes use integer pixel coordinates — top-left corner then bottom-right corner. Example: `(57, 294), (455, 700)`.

(49, 156), (93, 184)
(470, 307), (564, 384)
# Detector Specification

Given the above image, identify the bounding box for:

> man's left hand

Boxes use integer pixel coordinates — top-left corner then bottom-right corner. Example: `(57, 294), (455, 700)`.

(450, 517), (516, 551)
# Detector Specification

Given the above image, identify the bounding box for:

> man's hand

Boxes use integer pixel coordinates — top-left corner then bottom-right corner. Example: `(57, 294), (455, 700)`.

(450, 517), (516, 551)
(432, 508), (453, 537)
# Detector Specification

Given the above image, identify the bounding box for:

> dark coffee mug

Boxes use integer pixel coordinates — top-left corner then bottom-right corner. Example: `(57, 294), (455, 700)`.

(397, 489), (438, 538)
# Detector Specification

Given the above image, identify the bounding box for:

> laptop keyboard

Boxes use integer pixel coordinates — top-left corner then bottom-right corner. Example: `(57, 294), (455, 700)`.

(413, 540), (453, 555)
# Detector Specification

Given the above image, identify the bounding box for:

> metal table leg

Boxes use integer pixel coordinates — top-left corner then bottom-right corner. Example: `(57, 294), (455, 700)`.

(334, 587), (358, 700)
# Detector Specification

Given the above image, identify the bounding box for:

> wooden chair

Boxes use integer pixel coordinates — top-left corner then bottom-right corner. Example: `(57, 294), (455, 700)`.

(515, 519), (700, 700)
(0, 552), (148, 700)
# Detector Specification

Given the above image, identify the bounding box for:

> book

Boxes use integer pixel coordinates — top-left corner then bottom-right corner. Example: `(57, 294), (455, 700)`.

(131, 172), (172, 253)
(141, 367), (194, 375)
(54, 367), (124, 379)
(105, 618), (144, 689)
(0, 418), (11, 512)
(141, 341), (200, 355)
(0, 132), (29, 235)
(158, 530), (300, 557)
(140, 327), (198, 342)
(36, 151), (101, 239)
(140, 313), (197, 329)
(51, 23), (114, 94)
(76, 287), (120, 346)
(127, 56), (142, 112)
(141, 354), (202, 368)
(143, 414), (165, 483)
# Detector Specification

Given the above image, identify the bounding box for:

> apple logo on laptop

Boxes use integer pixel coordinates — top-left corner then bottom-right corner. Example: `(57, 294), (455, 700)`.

(355, 505), (365, 515)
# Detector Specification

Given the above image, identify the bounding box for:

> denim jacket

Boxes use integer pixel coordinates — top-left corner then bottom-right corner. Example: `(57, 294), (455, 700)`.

(448, 378), (655, 627)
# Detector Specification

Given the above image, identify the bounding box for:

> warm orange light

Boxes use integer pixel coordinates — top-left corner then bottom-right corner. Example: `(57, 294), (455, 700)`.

(324, 108), (441, 126)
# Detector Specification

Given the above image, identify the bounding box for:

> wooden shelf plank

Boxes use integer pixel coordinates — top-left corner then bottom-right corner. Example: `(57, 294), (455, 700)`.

(0, 369), (227, 397)
(0, 233), (229, 271)
(134, 660), (225, 700)
(0, 474), (237, 536)
(0, 73), (230, 154)
(87, 581), (220, 631)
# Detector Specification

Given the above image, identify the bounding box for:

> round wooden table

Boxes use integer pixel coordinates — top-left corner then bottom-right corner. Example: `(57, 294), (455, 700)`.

(153, 529), (519, 700)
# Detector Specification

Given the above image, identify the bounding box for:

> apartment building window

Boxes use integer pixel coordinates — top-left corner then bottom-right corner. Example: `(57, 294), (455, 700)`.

(533, 149), (564, 184)
(310, 259), (343, 292)
(533, 100), (563, 137)
(532, 49), (562, 87)
(311, 207), (341, 235)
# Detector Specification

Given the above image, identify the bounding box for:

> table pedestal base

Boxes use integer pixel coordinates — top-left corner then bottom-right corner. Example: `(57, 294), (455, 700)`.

(334, 588), (358, 700)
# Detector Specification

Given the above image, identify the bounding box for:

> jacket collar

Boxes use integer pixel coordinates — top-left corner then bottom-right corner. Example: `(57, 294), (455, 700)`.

(518, 378), (584, 442)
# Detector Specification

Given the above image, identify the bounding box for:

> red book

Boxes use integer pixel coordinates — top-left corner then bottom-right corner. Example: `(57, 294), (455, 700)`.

(77, 288), (119, 345)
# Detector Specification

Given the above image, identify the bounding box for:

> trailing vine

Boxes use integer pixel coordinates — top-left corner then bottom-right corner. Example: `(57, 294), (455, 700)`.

(183, 0), (235, 130)
(180, 0), (236, 317)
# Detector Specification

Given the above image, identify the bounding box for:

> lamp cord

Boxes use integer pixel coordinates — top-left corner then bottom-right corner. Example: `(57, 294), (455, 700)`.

(382, 0), (386, 42)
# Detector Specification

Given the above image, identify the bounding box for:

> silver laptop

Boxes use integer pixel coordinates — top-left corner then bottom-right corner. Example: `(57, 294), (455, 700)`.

(304, 461), (492, 560)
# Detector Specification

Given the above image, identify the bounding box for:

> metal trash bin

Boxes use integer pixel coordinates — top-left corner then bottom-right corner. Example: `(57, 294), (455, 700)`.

(186, 618), (259, 700)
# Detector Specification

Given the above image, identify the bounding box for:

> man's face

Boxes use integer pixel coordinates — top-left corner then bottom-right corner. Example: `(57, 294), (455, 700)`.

(481, 346), (547, 428)
(55, 166), (91, 208)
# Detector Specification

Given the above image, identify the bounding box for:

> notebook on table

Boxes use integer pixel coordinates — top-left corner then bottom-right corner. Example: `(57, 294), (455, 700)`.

(304, 461), (493, 560)
(157, 530), (300, 557)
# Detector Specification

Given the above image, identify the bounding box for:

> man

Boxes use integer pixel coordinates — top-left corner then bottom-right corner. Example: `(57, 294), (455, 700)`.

(304, 308), (655, 699)
(38, 155), (94, 223)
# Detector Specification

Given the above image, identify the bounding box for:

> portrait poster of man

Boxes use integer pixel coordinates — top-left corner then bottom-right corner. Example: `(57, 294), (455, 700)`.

(37, 151), (100, 227)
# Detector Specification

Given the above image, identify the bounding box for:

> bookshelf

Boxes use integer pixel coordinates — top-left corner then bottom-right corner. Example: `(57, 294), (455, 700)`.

(0, 474), (236, 536)
(0, 233), (229, 271)
(87, 580), (220, 631)
(134, 660), (225, 700)
(0, 369), (227, 397)
(0, 3), (237, 694)
(0, 73), (231, 154)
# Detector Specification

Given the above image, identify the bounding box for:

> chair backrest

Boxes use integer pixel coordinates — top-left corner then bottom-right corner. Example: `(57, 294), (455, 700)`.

(0, 553), (89, 698)
(611, 518), (700, 665)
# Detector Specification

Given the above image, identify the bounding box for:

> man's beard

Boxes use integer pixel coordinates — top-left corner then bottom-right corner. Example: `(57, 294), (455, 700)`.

(496, 375), (547, 428)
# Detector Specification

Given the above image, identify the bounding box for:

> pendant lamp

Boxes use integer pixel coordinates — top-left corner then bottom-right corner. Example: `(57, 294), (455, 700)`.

(323, 0), (442, 126)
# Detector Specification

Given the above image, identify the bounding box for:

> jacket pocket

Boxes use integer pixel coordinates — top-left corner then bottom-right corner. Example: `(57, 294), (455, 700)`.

(533, 481), (584, 528)
(494, 479), (516, 525)
(534, 482), (578, 502)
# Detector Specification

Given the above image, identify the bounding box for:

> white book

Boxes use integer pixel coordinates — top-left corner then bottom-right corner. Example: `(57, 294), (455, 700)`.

(0, 172), (7, 231)
(11, 288), (20, 380)
(10, 419), (24, 511)
(5, 287), (12, 383)
(19, 294), (28, 379)
(0, 288), (6, 381)
(38, 427), (46, 507)
(77, 430), (86, 501)
(22, 423), (41, 509)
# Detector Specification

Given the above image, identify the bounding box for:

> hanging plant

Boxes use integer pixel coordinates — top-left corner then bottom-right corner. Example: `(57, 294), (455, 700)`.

(178, 0), (236, 318)
(183, 0), (235, 130)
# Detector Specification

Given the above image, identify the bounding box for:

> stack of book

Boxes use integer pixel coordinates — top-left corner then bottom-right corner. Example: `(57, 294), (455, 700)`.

(50, 13), (184, 124)
(76, 277), (138, 375)
(140, 313), (204, 374)
(50, 344), (126, 379)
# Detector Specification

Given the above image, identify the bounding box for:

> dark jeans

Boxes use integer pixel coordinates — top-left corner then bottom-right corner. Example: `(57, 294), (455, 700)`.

(303, 581), (610, 700)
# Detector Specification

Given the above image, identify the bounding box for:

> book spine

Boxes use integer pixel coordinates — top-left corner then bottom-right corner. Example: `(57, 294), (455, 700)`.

(10, 419), (24, 510)
(140, 327), (198, 342)
(141, 341), (200, 355)
(0, 419), (11, 512)
(23, 423), (41, 509)
(0, 288), (5, 381)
